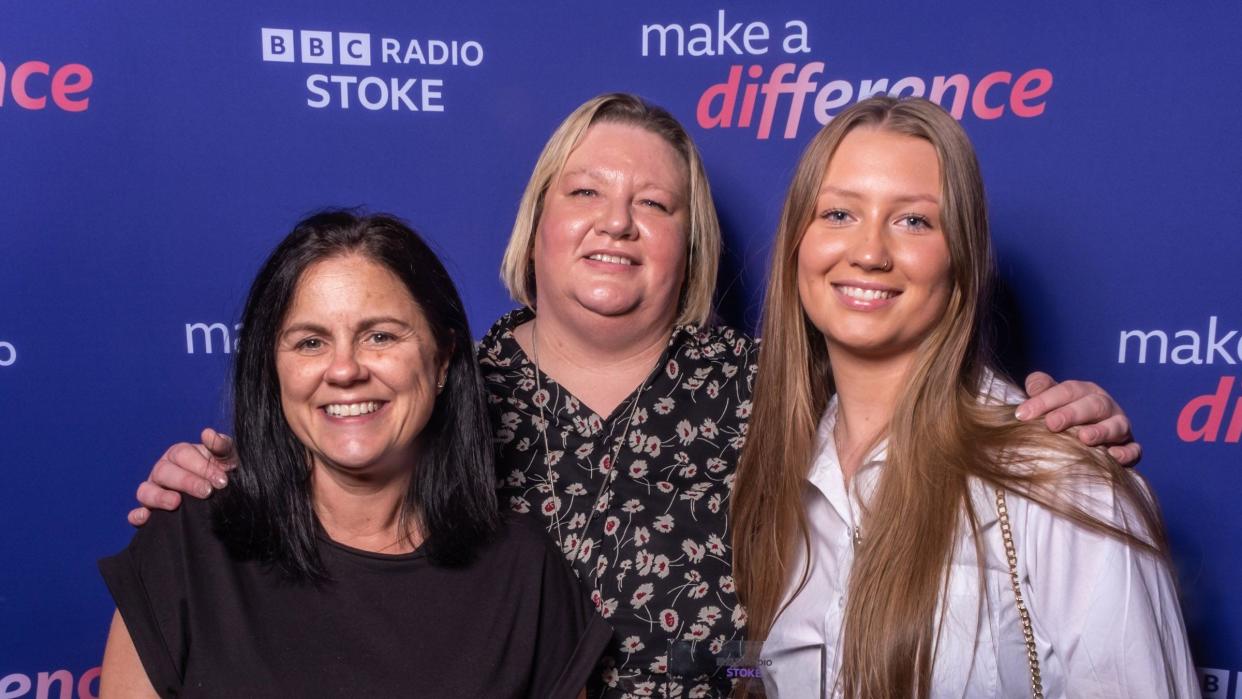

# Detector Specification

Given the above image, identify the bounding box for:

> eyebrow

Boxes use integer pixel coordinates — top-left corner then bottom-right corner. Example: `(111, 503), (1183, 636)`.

(280, 316), (411, 338)
(561, 168), (683, 199)
(818, 185), (940, 206)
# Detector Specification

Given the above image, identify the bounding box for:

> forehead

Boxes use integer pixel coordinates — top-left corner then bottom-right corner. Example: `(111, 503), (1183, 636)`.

(561, 122), (689, 188)
(822, 127), (941, 194)
(286, 255), (420, 318)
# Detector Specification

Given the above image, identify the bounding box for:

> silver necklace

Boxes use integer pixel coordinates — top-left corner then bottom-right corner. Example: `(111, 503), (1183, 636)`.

(530, 318), (654, 563)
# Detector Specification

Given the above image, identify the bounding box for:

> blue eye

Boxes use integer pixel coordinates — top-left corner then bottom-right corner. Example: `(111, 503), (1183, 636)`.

(570, 188), (597, 197)
(899, 214), (933, 230)
(641, 199), (670, 213)
(820, 209), (850, 223)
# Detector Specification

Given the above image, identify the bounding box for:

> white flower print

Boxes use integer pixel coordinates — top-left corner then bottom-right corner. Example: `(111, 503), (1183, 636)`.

(578, 537), (594, 561)
(654, 514), (675, 533)
(636, 549), (655, 575)
(629, 461), (649, 479)
(697, 606), (722, 625)
(540, 496), (561, 516)
(621, 636), (646, 654)
(500, 411), (520, 430)
(631, 583), (655, 609)
(603, 516), (621, 537)
(659, 610), (679, 633)
(683, 624), (710, 640)
(707, 493), (722, 513)
(643, 435), (662, 456)
(682, 539), (705, 563)
(732, 604), (747, 628)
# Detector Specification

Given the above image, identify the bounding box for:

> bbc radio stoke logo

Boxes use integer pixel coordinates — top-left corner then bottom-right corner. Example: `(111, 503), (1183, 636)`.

(1, 58), (92, 112)
(259, 27), (484, 112)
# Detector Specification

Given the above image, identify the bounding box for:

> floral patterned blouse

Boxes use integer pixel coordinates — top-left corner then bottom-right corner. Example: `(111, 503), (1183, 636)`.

(479, 308), (759, 699)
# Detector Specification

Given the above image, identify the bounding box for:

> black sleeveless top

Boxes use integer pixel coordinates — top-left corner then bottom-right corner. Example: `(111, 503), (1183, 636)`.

(100, 498), (611, 698)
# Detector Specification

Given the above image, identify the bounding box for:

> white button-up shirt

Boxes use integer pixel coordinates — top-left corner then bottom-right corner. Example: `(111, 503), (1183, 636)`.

(761, 388), (1199, 698)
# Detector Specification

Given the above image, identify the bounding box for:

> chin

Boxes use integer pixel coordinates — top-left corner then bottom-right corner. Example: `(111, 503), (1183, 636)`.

(575, 293), (644, 318)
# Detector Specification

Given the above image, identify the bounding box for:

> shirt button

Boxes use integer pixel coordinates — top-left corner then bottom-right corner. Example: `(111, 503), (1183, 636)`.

(838, 596), (845, 609)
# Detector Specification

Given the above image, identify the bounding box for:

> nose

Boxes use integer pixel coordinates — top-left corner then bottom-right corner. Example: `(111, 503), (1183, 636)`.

(847, 219), (892, 273)
(325, 344), (369, 386)
(597, 197), (636, 240)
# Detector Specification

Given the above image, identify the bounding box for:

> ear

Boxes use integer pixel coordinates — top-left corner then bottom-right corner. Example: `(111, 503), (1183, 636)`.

(436, 333), (455, 394)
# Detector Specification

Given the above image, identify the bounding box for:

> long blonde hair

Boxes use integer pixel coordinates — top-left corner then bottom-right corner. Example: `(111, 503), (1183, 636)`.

(499, 93), (720, 327)
(732, 96), (1167, 698)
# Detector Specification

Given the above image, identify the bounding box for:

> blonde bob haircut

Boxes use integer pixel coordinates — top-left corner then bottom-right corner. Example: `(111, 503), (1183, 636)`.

(499, 93), (720, 328)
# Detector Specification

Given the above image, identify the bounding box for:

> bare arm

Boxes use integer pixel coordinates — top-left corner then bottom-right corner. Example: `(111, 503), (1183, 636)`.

(128, 428), (236, 526)
(100, 610), (160, 699)
(1017, 372), (1141, 466)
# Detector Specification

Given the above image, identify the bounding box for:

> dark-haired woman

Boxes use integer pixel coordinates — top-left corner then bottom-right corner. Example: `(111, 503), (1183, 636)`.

(733, 97), (1196, 697)
(99, 212), (609, 698)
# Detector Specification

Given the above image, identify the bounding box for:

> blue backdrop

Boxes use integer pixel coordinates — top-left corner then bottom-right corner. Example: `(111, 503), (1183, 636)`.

(3, 2), (1239, 697)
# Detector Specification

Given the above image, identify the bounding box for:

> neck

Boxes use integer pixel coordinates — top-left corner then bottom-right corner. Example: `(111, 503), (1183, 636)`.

(829, 349), (917, 485)
(516, 307), (673, 416)
(536, 304), (674, 368)
(311, 465), (420, 554)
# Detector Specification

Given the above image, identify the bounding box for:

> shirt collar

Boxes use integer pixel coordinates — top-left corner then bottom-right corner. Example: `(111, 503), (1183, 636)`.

(806, 395), (888, 514)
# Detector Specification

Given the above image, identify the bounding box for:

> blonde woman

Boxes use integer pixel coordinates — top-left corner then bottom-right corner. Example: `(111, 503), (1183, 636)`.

(733, 96), (1197, 697)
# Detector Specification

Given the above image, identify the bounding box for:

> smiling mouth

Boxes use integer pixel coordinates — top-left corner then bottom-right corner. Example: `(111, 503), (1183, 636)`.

(834, 284), (900, 301)
(324, 401), (383, 417)
(586, 253), (635, 265)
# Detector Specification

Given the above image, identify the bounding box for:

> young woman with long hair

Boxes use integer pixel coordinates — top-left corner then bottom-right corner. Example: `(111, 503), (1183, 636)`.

(732, 97), (1196, 697)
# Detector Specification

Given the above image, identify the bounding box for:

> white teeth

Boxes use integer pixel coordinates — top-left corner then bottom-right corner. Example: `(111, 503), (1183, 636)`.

(325, 401), (380, 417)
(838, 286), (897, 301)
(588, 253), (633, 265)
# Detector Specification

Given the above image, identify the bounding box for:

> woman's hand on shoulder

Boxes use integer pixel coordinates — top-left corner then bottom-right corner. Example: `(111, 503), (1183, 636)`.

(128, 428), (237, 527)
(1016, 372), (1141, 466)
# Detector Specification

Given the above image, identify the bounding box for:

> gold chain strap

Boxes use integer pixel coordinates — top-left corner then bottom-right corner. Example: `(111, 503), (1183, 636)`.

(995, 488), (1044, 699)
